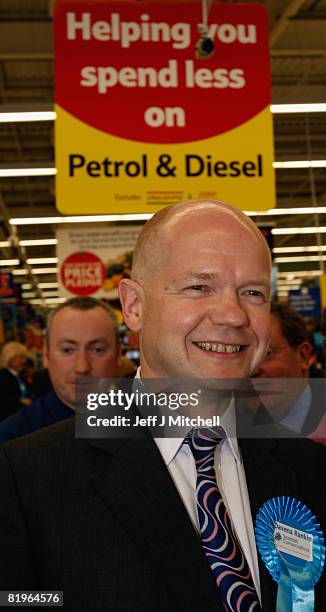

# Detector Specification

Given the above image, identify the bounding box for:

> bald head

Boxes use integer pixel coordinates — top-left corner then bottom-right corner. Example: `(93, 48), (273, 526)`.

(132, 200), (270, 284)
(120, 198), (272, 380)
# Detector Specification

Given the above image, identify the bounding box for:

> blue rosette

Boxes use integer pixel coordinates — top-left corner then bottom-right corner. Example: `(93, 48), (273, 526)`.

(255, 497), (325, 611)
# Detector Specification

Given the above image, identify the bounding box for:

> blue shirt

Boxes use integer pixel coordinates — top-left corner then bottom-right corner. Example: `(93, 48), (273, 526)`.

(0, 391), (74, 443)
(279, 384), (311, 433)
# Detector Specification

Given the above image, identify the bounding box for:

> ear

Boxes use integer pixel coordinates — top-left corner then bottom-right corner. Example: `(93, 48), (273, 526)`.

(297, 341), (312, 375)
(43, 341), (49, 369)
(119, 278), (144, 333)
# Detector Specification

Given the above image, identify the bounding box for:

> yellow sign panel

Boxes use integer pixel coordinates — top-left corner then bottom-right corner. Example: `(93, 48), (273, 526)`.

(56, 105), (275, 214)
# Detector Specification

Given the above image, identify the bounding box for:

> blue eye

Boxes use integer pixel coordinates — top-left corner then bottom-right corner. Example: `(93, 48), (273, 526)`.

(243, 290), (269, 303)
(246, 290), (263, 296)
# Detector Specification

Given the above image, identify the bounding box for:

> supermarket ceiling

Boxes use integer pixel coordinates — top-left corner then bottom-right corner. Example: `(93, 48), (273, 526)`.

(1, 0), (326, 300)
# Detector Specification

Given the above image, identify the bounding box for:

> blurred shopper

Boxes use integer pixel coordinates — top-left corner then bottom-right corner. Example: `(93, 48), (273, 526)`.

(0, 341), (31, 421)
(0, 297), (120, 442)
(253, 301), (325, 435)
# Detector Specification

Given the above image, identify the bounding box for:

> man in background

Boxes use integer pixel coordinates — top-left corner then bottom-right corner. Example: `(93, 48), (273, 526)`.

(253, 301), (325, 434)
(0, 296), (120, 442)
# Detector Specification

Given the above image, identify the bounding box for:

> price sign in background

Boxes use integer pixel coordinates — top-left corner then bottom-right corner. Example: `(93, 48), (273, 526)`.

(55, 0), (275, 214)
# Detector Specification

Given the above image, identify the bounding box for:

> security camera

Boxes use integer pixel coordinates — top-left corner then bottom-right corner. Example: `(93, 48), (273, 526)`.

(196, 23), (215, 59)
(196, 35), (215, 59)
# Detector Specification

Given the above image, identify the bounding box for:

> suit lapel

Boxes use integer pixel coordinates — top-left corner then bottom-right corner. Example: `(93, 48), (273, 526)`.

(87, 435), (225, 612)
(240, 437), (298, 611)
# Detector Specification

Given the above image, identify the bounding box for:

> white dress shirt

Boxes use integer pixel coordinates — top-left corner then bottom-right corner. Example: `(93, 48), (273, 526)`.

(135, 369), (261, 600)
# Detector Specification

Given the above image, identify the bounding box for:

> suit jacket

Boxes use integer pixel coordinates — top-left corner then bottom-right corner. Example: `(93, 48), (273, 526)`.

(0, 414), (325, 612)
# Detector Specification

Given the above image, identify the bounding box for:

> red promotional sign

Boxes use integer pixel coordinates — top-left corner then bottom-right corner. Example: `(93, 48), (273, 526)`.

(55, 1), (275, 214)
(60, 251), (106, 295)
(55, 1), (270, 143)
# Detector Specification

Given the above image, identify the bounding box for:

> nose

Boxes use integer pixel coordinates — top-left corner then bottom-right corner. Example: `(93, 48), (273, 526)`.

(207, 290), (249, 328)
(74, 350), (92, 376)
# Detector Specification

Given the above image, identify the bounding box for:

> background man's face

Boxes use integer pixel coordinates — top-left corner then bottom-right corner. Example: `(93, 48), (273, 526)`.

(137, 210), (271, 380)
(44, 307), (118, 409)
(254, 314), (309, 378)
(252, 314), (311, 420)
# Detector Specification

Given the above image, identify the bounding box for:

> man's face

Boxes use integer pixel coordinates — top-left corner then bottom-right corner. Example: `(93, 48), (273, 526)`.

(122, 209), (271, 380)
(254, 315), (309, 379)
(43, 307), (119, 409)
(252, 314), (311, 419)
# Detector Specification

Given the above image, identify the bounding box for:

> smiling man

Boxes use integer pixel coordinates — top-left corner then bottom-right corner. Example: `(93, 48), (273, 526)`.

(0, 201), (325, 612)
(120, 200), (271, 382)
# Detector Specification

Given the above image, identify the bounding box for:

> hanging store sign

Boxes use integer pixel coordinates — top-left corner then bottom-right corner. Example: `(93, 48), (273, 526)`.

(57, 223), (142, 298)
(54, 0), (275, 214)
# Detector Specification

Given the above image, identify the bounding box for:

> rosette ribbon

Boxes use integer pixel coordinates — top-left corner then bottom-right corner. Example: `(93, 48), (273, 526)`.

(255, 497), (325, 611)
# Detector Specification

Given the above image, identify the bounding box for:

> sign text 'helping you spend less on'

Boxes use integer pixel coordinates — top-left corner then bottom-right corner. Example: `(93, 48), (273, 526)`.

(54, 1), (275, 214)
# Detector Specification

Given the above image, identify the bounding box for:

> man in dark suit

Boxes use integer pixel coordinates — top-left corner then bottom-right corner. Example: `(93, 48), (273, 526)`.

(0, 200), (325, 611)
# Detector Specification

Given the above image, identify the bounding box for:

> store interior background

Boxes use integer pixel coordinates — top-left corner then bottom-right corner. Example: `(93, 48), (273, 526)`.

(0, 0), (326, 368)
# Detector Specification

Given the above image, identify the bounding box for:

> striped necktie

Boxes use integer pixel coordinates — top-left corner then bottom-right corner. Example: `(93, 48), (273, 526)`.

(185, 429), (261, 612)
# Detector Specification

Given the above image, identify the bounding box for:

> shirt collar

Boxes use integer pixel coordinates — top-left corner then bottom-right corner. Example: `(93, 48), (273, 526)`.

(135, 369), (241, 466)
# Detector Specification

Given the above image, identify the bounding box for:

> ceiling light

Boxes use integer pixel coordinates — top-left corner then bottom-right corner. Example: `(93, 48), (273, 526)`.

(274, 255), (326, 263)
(272, 227), (326, 235)
(0, 111), (57, 123)
(0, 168), (57, 178)
(32, 267), (58, 274)
(0, 241), (10, 248)
(27, 257), (58, 265)
(246, 207), (326, 216)
(44, 297), (66, 304)
(21, 284), (32, 290)
(8, 207), (326, 228)
(0, 259), (20, 266)
(270, 103), (326, 113)
(273, 160), (326, 169)
(12, 269), (28, 275)
(10, 214), (152, 225)
(273, 246), (326, 253)
(28, 299), (44, 305)
(2, 106), (326, 125)
(277, 271), (323, 278)
(20, 238), (57, 246)
(38, 282), (59, 289)
(22, 292), (36, 298)
(13, 267), (58, 276)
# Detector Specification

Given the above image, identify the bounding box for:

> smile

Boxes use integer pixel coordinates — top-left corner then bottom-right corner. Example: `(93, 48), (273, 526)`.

(195, 342), (242, 353)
